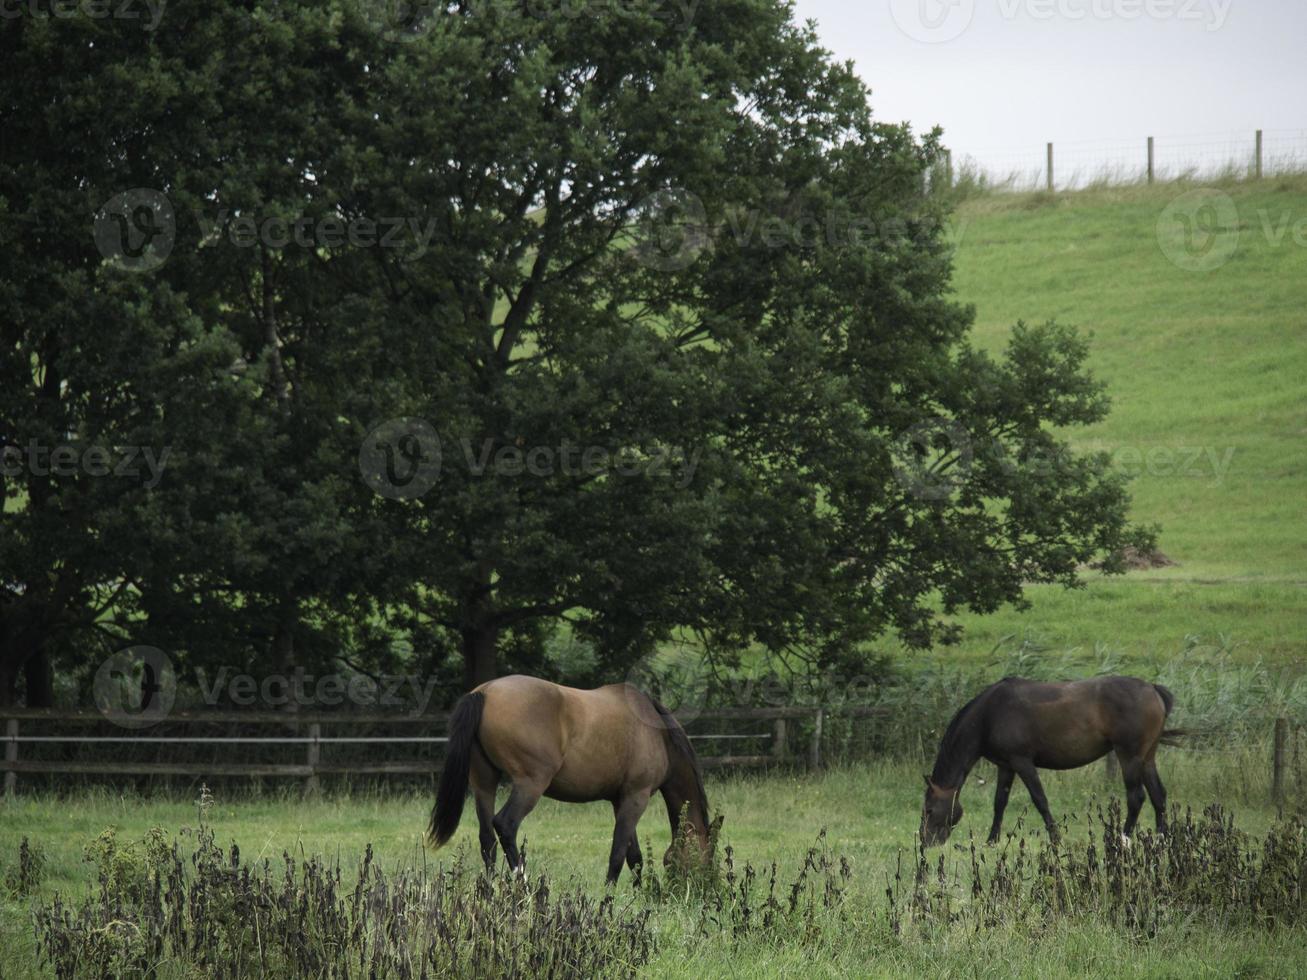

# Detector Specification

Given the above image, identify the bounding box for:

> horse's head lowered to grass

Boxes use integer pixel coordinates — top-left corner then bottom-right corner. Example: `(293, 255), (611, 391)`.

(920, 776), (963, 847)
(663, 808), (724, 873)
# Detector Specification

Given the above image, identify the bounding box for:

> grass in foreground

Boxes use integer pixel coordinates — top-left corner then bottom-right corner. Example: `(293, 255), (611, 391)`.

(1, 749), (1304, 978)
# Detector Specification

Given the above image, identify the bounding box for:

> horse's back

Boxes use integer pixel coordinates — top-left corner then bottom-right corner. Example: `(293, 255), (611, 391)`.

(986, 676), (1168, 769)
(475, 676), (669, 801)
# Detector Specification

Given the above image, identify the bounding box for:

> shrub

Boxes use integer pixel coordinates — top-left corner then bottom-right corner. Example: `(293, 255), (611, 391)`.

(35, 826), (654, 979)
(887, 800), (1307, 937)
(4, 836), (47, 899)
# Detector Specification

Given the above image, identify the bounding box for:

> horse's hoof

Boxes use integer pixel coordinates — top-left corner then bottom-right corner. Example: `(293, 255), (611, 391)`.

(1120, 834), (1132, 848)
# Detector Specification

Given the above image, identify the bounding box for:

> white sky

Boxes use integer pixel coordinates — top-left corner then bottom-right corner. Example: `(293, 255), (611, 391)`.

(792, 1), (1307, 177)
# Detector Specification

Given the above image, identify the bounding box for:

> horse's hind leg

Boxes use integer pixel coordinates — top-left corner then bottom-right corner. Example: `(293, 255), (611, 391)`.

(607, 790), (651, 885)
(469, 746), (500, 872)
(493, 779), (545, 872)
(987, 766), (1015, 844)
(1142, 755), (1168, 834)
(1011, 758), (1060, 843)
(1117, 752), (1147, 837)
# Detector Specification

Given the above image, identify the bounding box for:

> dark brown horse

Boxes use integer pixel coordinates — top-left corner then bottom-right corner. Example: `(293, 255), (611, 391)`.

(921, 675), (1180, 846)
(427, 674), (717, 884)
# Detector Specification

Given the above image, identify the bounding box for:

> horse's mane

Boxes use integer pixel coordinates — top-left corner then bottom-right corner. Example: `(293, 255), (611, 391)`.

(650, 697), (710, 819)
(931, 686), (992, 783)
(941, 690), (985, 743)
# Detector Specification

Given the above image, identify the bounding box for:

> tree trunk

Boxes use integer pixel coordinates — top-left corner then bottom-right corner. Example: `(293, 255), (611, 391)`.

(0, 606), (45, 707)
(271, 604), (298, 713)
(22, 646), (53, 707)
(0, 657), (15, 709)
(461, 622), (499, 691)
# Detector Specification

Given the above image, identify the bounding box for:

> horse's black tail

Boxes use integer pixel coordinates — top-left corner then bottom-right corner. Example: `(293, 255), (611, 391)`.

(1153, 683), (1175, 717)
(427, 691), (485, 848)
(1153, 684), (1189, 745)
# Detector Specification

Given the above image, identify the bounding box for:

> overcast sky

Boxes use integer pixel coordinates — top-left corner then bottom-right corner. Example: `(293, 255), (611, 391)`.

(792, 1), (1307, 177)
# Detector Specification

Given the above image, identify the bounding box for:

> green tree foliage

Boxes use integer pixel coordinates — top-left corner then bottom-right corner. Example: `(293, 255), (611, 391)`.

(0, 1), (1150, 706)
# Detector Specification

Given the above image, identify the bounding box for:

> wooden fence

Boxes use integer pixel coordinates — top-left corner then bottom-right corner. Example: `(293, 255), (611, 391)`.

(1, 707), (1296, 804)
(0, 705), (878, 797)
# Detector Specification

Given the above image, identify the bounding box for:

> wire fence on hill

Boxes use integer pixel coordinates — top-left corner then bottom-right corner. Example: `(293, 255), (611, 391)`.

(949, 128), (1307, 191)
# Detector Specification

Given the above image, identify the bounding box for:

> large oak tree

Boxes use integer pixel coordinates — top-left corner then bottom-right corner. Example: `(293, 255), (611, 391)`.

(0, 1), (1150, 705)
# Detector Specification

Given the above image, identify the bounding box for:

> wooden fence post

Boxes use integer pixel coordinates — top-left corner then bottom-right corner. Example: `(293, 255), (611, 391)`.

(1147, 136), (1155, 184)
(1104, 750), (1119, 783)
(772, 718), (788, 763)
(1255, 129), (1264, 180)
(944, 149), (953, 190)
(1046, 142), (1054, 192)
(305, 722), (321, 798)
(5, 719), (17, 799)
(809, 708), (824, 769)
(1272, 716), (1287, 807)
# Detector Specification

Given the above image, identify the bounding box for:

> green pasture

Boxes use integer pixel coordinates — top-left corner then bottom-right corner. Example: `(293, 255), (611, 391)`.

(940, 176), (1307, 668)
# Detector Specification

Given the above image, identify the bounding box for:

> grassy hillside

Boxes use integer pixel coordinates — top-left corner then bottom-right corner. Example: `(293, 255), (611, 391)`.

(937, 176), (1307, 667)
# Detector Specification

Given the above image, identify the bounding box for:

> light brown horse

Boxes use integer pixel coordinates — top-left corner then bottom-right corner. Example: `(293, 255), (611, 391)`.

(921, 675), (1181, 847)
(427, 674), (717, 884)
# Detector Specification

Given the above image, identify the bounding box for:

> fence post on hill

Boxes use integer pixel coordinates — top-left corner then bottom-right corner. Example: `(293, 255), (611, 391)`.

(1046, 142), (1054, 192)
(1104, 750), (1119, 783)
(1147, 137), (1155, 184)
(772, 717), (788, 763)
(944, 149), (953, 189)
(4, 719), (16, 799)
(1272, 716), (1288, 808)
(305, 722), (321, 797)
(1255, 130), (1264, 180)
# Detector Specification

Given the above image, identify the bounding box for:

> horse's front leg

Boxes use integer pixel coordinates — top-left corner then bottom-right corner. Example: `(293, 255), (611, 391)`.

(1012, 759), (1060, 843)
(607, 791), (651, 885)
(987, 766), (1015, 844)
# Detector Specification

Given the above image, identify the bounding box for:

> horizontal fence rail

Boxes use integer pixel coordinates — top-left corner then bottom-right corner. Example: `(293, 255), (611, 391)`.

(0, 706), (867, 796)
(2, 708), (1292, 804)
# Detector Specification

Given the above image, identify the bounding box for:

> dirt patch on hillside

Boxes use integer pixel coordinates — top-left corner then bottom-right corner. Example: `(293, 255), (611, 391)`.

(1089, 546), (1178, 571)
